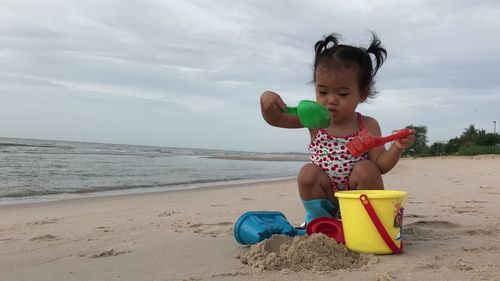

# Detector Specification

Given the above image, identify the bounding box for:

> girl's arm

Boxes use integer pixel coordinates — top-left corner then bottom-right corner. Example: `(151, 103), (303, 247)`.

(363, 117), (415, 174)
(260, 91), (303, 128)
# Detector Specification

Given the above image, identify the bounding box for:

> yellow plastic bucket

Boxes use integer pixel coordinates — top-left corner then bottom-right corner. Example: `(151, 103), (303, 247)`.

(335, 190), (407, 254)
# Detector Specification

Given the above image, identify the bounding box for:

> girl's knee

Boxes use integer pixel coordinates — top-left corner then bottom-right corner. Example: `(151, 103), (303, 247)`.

(298, 163), (323, 187)
(350, 160), (383, 189)
(353, 160), (380, 176)
(298, 163), (331, 200)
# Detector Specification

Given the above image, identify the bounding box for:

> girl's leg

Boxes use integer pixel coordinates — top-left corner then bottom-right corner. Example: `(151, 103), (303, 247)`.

(348, 160), (384, 190)
(297, 163), (334, 201)
(297, 163), (339, 223)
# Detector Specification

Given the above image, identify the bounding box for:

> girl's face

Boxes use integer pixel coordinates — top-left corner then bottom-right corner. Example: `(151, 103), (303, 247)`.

(315, 64), (367, 124)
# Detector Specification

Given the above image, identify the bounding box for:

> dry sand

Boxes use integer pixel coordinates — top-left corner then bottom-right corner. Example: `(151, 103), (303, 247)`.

(1, 156), (499, 281)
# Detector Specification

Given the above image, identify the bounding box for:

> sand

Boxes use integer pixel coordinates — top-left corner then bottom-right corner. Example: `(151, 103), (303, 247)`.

(240, 234), (375, 272)
(1, 156), (500, 281)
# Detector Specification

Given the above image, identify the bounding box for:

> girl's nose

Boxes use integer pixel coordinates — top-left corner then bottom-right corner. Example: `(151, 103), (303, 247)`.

(327, 95), (339, 105)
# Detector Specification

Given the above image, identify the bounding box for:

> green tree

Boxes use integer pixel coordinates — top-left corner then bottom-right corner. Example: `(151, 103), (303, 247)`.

(459, 125), (482, 145)
(404, 125), (428, 156)
(476, 132), (500, 146)
(444, 137), (461, 154)
(449, 125), (500, 156)
(429, 141), (446, 156)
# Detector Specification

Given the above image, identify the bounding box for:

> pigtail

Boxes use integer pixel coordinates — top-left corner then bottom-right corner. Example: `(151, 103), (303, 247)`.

(313, 34), (342, 80)
(366, 32), (387, 76)
(315, 34), (340, 55)
(314, 40), (326, 58)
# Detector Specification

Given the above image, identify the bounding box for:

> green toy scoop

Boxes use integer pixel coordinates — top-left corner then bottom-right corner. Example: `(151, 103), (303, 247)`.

(286, 100), (331, 129)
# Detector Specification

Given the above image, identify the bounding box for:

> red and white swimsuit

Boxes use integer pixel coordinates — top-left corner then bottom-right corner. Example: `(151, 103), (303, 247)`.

(308, 113), (369, 192)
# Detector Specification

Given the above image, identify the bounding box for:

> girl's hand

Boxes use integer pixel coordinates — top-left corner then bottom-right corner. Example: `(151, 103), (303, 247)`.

(260, 91), (286, 114)
(260, 91), (303, 128)
(393, 128), (416, 150)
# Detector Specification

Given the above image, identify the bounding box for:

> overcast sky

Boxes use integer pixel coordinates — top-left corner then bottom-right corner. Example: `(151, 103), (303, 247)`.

(1, 0), (499, 152)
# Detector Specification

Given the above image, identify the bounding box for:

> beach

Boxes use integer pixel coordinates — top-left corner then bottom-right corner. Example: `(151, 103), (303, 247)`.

(1, 156), (499, 281)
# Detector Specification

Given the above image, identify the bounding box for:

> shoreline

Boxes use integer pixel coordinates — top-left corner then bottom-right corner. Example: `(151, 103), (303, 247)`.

(203, 155), (308, 162)
(0, 176), (297, 207)
(2, 154), (498, 207)
(0, 178), (300, 226)
(2, 154), (497, 207)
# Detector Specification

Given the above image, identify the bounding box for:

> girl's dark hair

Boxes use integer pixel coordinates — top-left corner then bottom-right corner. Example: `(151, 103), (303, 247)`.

(313, 32), (387, 99)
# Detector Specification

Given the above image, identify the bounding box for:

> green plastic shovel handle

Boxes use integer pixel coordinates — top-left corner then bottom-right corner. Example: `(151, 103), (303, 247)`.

(286, 107), (298, 115)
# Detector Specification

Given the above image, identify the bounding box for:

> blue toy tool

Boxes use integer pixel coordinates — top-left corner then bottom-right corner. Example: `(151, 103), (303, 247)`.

(234, 211), (304, 245)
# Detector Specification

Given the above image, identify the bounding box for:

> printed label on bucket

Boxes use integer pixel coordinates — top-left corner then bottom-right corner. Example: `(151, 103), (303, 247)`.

(393, 199), (404, 240)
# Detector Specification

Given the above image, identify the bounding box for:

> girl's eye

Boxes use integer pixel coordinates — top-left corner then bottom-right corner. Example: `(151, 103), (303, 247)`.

(339, 91), (349, 96)
(318, 91), (327, 95)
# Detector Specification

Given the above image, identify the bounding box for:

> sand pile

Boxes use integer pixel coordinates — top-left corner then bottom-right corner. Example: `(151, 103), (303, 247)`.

(240, 234), (375, 272)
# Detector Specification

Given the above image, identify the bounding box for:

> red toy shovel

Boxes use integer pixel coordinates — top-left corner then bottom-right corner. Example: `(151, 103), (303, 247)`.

(347, 128), (412, 158)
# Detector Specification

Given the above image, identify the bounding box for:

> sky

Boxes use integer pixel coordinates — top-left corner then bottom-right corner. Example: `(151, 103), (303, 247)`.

(1, 0), (499, 152)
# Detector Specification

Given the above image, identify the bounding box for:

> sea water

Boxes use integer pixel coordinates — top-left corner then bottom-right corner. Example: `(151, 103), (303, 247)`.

(0, 137), (307, 205)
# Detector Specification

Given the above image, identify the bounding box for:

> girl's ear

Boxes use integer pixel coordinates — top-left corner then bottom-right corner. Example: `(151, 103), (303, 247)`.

(359, 87), (369, 103)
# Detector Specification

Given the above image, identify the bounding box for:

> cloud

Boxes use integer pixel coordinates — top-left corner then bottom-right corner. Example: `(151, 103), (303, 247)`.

(1, 0), (499, 151)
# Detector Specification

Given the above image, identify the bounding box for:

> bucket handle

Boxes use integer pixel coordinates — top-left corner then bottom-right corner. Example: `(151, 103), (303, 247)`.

(359, 194), (403, 254)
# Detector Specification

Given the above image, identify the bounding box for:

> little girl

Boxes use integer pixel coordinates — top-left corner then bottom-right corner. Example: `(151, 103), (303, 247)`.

(260, 33), (415, 224)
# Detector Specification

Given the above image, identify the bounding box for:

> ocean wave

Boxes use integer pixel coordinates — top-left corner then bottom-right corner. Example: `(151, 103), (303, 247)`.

(0, 175), (294, 199)
(0, 137), (304, 203)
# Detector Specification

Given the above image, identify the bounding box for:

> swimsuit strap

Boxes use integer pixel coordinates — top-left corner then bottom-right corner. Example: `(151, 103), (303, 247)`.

(312, 112), (365, 141)
(357, 112), (364, 130)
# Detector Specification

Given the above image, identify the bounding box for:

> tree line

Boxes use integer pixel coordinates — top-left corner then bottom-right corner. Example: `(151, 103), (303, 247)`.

(403, 125), (500, 157)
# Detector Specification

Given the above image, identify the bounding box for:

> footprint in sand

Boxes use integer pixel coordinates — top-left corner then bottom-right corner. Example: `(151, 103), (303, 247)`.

(94, 226), (114, 233)
(27, 219), (58, 225)
(181, 277), (202, 281)
(405, 214), (425, 218)
(0, 237), (21, 242)
(209, 204), (227, 207)
(448, 177), (464, 185)
(375, 273), (397, 281)
(211, 271), (249, 278)
(414, 255), (473, 272)
(411, 220), (461, 228)
(464, 200), (488, 204)
(462, 245), (498, 253)
(414, 255), (443, 270)
(403, 226), (432, 241)
(462, 229), (494, 236)
(483, 191), (500, 195)
(170, 220), (234, 237)
(158, 210), (179, 217)
(30, 234), (58, 242)
(86, 249), (131, 258)
(170, 221), (184, 233)
(404, 220), (460, 242)
(449, 258), (474, 271)
(187, 222), (233, 237)
(449, 205), (481, 214)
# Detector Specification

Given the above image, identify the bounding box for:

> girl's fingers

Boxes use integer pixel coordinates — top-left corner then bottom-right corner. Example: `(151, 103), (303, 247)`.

(276, 99), (287, 111)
